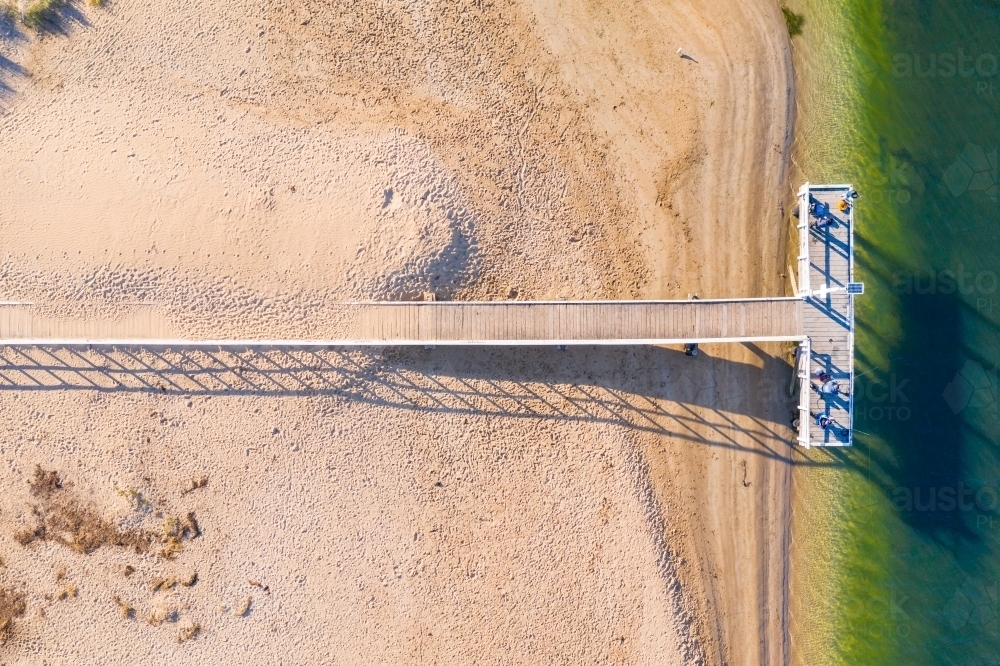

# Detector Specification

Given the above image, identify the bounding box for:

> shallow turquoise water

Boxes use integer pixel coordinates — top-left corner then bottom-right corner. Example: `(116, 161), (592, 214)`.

(791, 0), (1000, 663)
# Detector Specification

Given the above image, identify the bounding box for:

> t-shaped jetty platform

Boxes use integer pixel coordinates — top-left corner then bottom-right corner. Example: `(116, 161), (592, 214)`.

(0, 184), (857, 447)
(793, 183), (859, 447)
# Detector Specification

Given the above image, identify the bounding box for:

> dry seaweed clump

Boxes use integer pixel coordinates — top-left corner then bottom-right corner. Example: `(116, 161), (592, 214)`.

(181, 476), (208, 496)
(29, 466), (63, 498)
(0, 587), (26, 645)
(152, 571), (198, 592)
(112, 595), (135, 619)
(55, 584), (78, 601)
(14, 468), (202, 559)
(160, 513), (201, 560)
(177, 623), (201, 643)
(14, 493), (150, 555)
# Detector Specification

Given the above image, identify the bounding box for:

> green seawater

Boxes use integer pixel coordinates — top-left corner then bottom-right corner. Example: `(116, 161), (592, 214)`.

(788, 0), (1000, 664)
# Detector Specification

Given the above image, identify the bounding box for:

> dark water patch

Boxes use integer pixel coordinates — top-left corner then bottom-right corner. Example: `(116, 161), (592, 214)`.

(876, 292), (985, 545)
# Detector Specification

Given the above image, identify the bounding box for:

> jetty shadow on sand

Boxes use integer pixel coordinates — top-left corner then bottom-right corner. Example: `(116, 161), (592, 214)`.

(0, 10), (27, 43)
(0, 52), (27, 111)
(0, 343), (808, 463)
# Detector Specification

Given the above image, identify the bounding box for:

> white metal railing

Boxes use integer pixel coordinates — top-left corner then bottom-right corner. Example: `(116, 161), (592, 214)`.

(797, 336), (812, 447)
(847, 185), (856, 446)
(797, 182), (812, 297)
(0, 334), (810, 348)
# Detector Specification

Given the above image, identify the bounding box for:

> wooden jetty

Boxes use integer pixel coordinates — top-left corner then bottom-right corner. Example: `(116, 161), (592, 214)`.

(0, 183), (859, 447)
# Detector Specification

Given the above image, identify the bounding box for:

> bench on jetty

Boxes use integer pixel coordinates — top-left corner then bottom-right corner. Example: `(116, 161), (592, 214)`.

(0, 183), (857, 448)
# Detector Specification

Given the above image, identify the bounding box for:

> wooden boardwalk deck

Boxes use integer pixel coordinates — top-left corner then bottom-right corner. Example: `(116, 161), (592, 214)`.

(796, 183), (857, 447)
(352, 299), (803, 344)
(0, 298), (804, 346)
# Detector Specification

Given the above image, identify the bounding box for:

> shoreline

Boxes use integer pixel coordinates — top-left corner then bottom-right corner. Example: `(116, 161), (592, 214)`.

(784, 0), (867, 663)
(632, 1), (797, 664)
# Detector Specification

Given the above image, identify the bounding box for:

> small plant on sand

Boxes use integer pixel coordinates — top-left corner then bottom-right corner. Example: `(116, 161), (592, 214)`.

(781, 5), (805, 37)
(22, 0), (63, 29)
(114, 485), (151, 512)
(8, 0), (103, 30)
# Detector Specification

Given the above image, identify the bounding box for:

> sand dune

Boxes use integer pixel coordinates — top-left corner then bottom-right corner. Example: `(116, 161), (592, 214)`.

(0, 0), (794, 663)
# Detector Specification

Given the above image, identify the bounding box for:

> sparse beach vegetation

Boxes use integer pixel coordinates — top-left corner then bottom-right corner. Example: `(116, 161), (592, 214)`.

(14, 468), (200, 560)
(1, 0), (104, 30)
(781, 5), (805, 37)
(0, 2), (17, 23)
(22, 0), (62, 29)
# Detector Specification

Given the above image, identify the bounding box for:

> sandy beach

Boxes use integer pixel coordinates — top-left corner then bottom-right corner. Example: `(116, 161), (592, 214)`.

(0, 0), (794, 663)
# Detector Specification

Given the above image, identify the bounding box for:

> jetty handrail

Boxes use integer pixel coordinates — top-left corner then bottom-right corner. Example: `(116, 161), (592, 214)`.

(797, 182), (812, 296)
(797, 336), (811, 447)
(345, 297), (804, 306)
(0, 335), (809, 348)
(847, 188), (858, 445)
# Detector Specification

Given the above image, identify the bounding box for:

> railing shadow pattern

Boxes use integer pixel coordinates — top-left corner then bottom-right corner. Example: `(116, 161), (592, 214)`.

(0, 345), (807, 463)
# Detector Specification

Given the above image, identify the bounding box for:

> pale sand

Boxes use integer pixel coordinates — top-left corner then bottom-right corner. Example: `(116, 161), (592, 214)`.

(0, 0), (794, 663)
